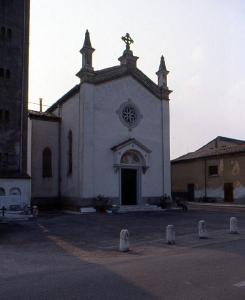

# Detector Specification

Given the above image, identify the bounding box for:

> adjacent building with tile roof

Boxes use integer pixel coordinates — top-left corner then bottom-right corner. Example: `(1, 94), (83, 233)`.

(172, 136), (245, 203)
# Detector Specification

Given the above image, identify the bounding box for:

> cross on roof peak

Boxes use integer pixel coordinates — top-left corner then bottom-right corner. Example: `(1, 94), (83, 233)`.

(122, 33), (134, 50)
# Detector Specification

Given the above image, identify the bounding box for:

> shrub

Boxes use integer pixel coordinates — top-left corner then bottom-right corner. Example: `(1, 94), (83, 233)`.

(158, 195), (172, 209)
(93, 195), (112, 213)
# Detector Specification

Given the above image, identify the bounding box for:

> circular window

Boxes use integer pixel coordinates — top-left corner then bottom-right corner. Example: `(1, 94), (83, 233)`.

(122, 105), (137, 125)
(117, 99), (142, 129)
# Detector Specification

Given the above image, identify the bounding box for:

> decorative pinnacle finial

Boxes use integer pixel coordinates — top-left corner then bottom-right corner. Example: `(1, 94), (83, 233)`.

(156, 55), (169, 87)
(122, 33), (134, 50)
(83, 29), (92, 48)
(158, 55), (167, 72)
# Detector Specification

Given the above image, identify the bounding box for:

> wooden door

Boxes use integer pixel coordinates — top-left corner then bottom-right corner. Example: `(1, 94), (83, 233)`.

(224, 183), (233, 202)
(121, 169), (137, 205)
(187, 184), (195, 201)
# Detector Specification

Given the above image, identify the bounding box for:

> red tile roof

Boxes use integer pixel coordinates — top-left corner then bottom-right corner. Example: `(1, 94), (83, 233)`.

(172, 143), (245, 163)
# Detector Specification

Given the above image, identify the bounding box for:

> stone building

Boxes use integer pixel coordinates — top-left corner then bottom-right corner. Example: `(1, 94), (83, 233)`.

(0, 0), (31, 207)
(29, 31), (172, 208)
(172, 136), (245, 203)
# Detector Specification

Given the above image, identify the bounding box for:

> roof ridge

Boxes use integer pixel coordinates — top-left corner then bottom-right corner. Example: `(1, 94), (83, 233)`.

(172, 143), (245, 163)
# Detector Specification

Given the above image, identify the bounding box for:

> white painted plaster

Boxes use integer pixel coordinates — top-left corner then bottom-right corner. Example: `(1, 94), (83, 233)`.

(30, 75), (171, 205)
(30, 119), (59, 198)
(0, 178), (31, 207)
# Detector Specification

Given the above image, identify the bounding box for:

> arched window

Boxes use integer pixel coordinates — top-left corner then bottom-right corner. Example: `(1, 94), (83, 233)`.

(7, 28), (11, 39)
(0, 26), (5, 38)
(5, 110), (9, 122)
(9, 187), (21, 196)
(42, 147), (52, 178)
(5, 69), (10, 79)
(68, 130), (72, 175)
(0, 187), (5, 196)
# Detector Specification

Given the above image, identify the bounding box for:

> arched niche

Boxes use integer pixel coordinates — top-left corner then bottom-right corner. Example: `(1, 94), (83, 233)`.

(120, 150), (144, 166)
(111, 138), (151, 174)
(9, 187), (21, 196)
(0, 187), (5, 196)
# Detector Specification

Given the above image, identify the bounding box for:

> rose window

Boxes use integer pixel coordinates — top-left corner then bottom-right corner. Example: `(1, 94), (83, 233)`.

(117, 99), (142, 130)
(122, 105), (137, 125)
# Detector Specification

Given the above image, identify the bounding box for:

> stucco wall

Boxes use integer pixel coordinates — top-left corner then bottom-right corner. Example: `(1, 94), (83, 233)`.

(79, 76), (170, 202)
(35, 75), (171, 207)
(31, 119), (59, 199)
(0, 178), (31, 207)
(59, 93), (81, 199)
(172, 154), (245, 203)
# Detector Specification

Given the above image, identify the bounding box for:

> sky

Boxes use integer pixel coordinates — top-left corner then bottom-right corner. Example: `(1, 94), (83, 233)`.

(29, 0), (245, 159)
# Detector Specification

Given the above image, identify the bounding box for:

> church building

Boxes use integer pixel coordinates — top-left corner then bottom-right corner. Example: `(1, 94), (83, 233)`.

(29, 31), (172, 208)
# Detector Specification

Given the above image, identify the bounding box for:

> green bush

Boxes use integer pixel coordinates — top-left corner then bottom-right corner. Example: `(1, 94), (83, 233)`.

(93, 195), (112, 213)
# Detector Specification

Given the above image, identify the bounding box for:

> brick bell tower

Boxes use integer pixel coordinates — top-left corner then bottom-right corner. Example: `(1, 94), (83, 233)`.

(0, 0), (30, 204)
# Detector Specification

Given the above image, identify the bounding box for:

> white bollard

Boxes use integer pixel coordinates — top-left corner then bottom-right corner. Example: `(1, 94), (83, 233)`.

(166, 225), (175, 244)
(230, 217), (238, 234)
(119, 229), (130, 252)
(32, 205), (39, 218)
(198, 220), (208, 239)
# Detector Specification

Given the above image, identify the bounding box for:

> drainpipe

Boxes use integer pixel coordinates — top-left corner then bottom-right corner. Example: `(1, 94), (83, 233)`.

(204, 159), (207, 200)
(58, 105), (62, 202)
(19, 0), (27, 175)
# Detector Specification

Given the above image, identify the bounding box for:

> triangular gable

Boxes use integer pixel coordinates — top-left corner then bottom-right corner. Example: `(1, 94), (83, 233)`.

(111, 138), (151, 153)
(79, 65), (172, 101)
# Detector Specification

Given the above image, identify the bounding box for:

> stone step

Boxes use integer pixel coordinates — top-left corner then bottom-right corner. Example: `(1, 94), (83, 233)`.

(118, 205), (163, 213)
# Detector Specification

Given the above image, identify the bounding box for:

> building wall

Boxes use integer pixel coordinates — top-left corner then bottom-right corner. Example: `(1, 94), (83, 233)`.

(162, 100), (171, 195)
(172, 154), (245, 203)
(0, 178), (31, 208)
(58, 93), (81, 201)
(0, 0), (29, 175)
(79, 76), (170, 204)
(30, 118), (59, 206)
(30, 76), (171, 207)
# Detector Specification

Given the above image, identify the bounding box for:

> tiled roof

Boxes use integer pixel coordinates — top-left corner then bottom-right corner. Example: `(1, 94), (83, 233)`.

(46, 85), (80, 113)
(28, 110), (61, 122)
(197, 136), (245, 151)
(172, 143), (245, 163)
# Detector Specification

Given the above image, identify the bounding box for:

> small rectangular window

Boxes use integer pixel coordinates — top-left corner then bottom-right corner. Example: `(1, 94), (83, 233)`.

(0, 27), (5, 39)
(0, 153), (8, 168)
(5, 69), (10, 79)
(0, 110), (2, 121)
(209, 165), (218, 176)
(0, 68), (4, 77)
(7, 28), (11, 39)
(5, 110), (9, 122)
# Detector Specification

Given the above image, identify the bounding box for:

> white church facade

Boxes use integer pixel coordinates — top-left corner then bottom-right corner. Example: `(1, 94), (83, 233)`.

(28, 31), (172, 208)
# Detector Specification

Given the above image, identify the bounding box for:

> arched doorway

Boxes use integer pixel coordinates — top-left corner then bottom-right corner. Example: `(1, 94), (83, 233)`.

(0, 188), (5, 196)
(120, 150), (143, 205)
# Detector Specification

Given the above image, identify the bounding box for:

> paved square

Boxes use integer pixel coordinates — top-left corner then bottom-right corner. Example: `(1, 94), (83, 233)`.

(1, 208), (245, 299)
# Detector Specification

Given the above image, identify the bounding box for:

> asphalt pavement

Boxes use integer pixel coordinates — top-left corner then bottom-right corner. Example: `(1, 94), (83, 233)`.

(1, 208), (245, 299)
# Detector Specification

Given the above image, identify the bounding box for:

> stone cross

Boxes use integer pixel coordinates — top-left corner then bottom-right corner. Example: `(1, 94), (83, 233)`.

(122, 33), (134, 50)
